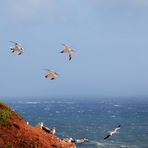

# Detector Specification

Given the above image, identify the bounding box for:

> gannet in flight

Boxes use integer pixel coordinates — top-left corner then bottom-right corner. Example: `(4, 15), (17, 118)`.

(104, 125), (121, 140)
(44, 69), (58, 80)
(60, 44), (75, 60)
(10, 41), (24, 55)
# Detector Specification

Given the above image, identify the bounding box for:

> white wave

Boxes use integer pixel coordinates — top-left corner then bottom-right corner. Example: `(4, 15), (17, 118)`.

(127, 107), (133, 110)
(65, 102), (74, 104)
(44, 107), (50, 111)
(88, 141), (105, 147)
(55, 111), (60, 113)
(113, 104), (121, 107)
(96, 142), (105, 146)
(120, 145), (128, 148)
(25, 101), (40, 104)
(111, 115), (116, 118)
(88, 140), (136, 148)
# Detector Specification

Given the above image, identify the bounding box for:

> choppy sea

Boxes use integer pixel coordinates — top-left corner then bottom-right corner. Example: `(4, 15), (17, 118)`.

(2, 97), (148, 148)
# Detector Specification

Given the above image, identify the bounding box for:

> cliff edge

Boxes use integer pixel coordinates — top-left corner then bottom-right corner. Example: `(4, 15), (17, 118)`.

(0, 101), (76, 148)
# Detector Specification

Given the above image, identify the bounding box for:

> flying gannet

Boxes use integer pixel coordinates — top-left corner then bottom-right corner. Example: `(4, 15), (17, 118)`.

(44, 69), (58, 80)
(104, 125), (121, 140)
(10, 41), (24, 55)
(60, 44), (75, 60)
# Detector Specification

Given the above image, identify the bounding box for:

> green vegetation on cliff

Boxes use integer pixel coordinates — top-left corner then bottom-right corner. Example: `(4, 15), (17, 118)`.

(0, 101), (23, 126)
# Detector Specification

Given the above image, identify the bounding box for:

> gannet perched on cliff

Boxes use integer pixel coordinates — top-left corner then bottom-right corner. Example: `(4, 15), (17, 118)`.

(39, 122), (51, 132)
(44, 69), (58, 80)
(39, 122), (44, 128)
(104, 125), (121, 140)
(72, 138), (88, 144)
(49, 127), (56, 134)
(38, 122), (56, 134)
(10, 41), (24, 55)
(63, 137), (74, 143)
(60, 44), (75, 60)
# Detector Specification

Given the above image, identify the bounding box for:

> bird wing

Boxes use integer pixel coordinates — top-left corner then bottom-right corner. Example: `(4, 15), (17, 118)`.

(69, 53), (72, 60)
(10, 41), (21, 46)
(114, 127), (120, 132)
(10, 41), (18, 44)
(104, 134), (111, 140)
(70, 48), (75, 52)
(44, 69), (51, 72)
(42, 126), (51, 133)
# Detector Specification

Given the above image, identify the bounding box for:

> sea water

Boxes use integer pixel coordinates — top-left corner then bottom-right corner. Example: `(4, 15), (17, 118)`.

(2, 97), (148, 148)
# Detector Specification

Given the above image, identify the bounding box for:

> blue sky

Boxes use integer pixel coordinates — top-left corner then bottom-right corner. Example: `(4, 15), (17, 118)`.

(0, 0), (148, 98)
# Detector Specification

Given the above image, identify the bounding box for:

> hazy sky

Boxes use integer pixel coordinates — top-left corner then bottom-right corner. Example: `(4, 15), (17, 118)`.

(1, 0), (148, 98)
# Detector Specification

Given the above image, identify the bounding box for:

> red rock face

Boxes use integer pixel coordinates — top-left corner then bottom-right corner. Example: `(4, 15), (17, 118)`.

(0, 103), (76, 148)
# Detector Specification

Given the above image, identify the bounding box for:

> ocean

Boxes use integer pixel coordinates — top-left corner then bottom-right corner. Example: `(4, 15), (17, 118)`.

(2, 97), (148, 148)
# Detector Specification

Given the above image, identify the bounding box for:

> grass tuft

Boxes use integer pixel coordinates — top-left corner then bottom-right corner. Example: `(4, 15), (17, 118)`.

(0, 144), (14, 148)
(0, 101), (23, 126)
(13, 111), (23, 120)
(0, 109), (11, 126)
(0, 101), (11, 111)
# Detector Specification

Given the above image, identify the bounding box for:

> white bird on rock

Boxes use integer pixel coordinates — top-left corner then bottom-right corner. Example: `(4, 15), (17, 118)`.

(73, 138), (88, 144)
(49, 127), (56, 134)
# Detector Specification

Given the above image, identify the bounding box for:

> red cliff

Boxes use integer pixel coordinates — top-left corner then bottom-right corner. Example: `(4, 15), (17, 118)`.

(0, 101), (76, 148)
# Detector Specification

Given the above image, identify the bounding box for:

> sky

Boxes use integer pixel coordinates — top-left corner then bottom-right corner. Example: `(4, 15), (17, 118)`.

(0, 0), (148, 98)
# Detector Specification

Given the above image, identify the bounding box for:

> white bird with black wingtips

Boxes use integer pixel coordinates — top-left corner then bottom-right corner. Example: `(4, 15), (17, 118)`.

(60, 44), (75, 60)
(104, 125), (121, 140)
(10, 41), (24, 55)
(44, 69), (58, 80)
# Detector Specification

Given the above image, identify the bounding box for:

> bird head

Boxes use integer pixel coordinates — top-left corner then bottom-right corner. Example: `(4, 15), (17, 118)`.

(40, 122), (43, 127)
